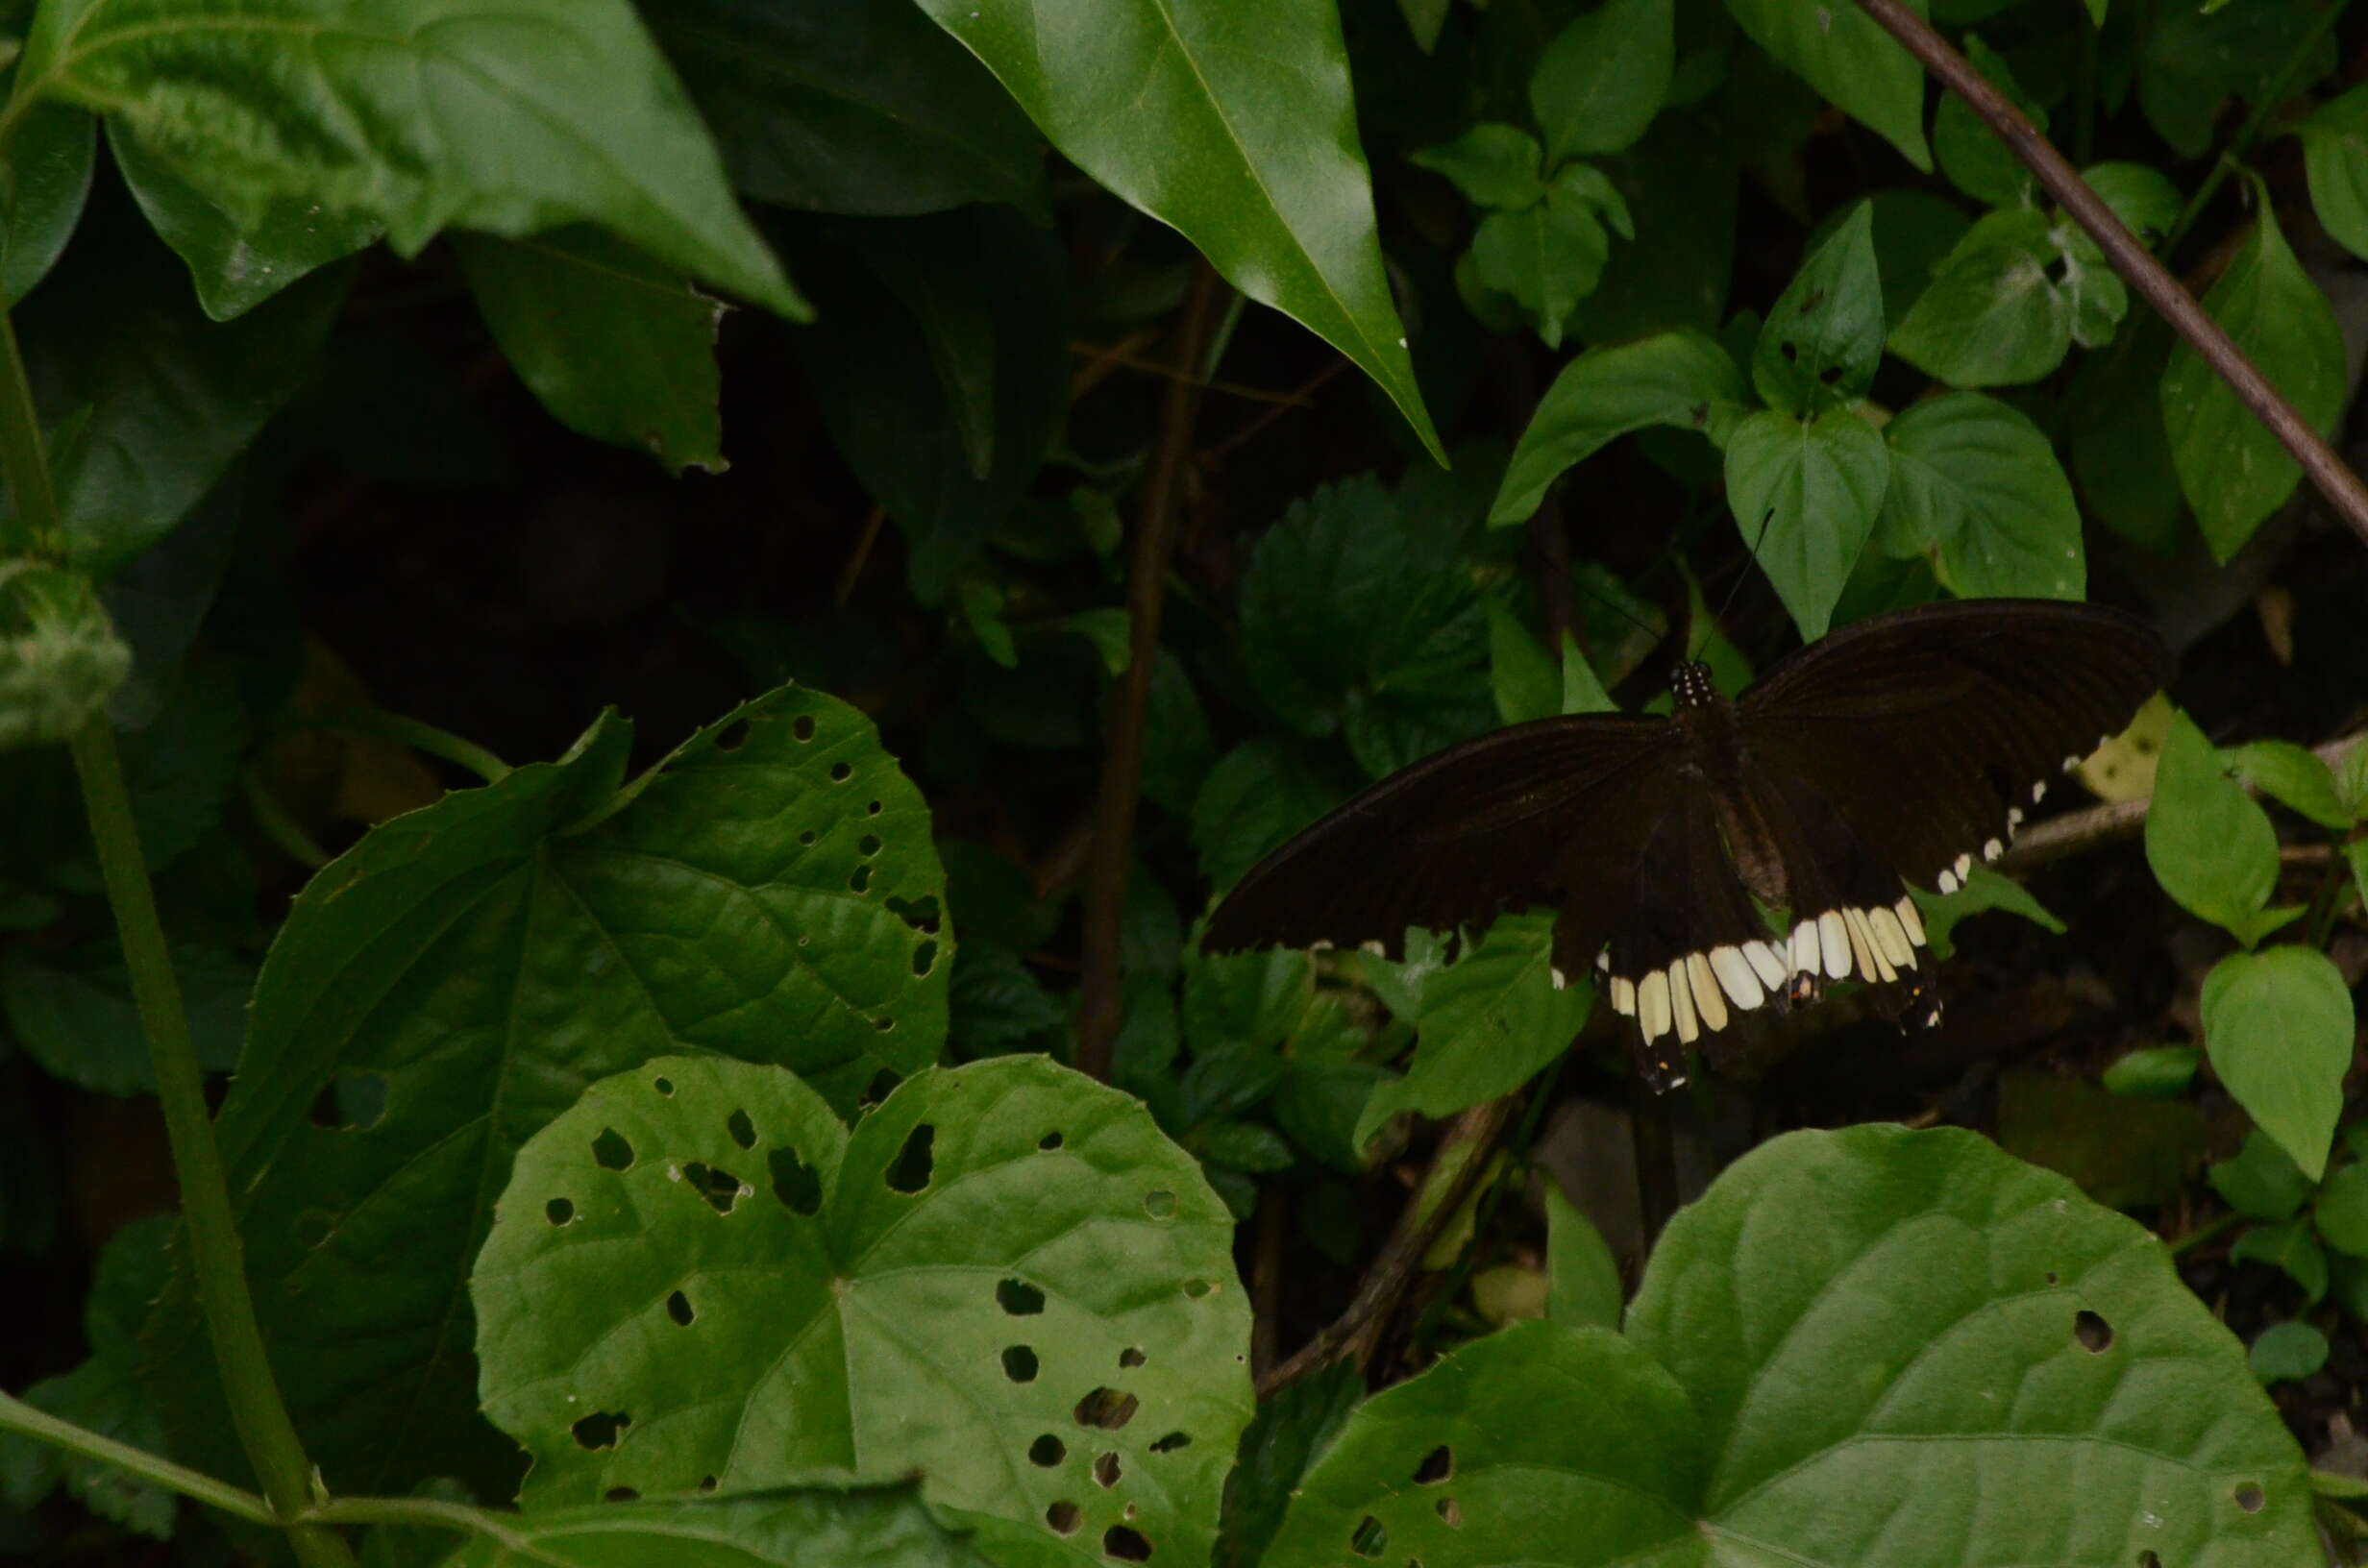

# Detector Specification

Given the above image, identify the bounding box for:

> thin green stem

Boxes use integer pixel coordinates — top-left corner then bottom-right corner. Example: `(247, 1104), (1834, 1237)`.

(2159, 0), (2354, 259)
(2168, 1210), (2246, 1257)
(0, 313), (58, 557)
(300, 1497), (531, 1552)
(2306, 840), (2349, 949)
(0, 1387), (276, 1527)
(241, 766), (332, 870)
(283, 708), (508, 785)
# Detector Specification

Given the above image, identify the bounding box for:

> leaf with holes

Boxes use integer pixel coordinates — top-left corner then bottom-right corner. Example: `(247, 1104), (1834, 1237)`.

(144, 684), (949, 1505)
(1751, 201), (1882, 417)
(432, 1485), (1000, 1568)
(1270, 1126), (2313, 1566)
(475, 1053), (1252, 1568)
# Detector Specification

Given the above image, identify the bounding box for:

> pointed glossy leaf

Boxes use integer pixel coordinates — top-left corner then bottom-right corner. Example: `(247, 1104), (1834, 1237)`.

(2228, 740), (2350, 832)
(2147, 710), (2282, 946)
(433, 1488), (1000, 1568)
(1878, 391), (2084, 600)
(1722, 0), (1931, 170)
(1409, 124), (1544, 210)
(146, 688), (950, 1502)
(651, 0), (1047, 218)
(910, 0), (1442, 459)
(1889, 208), (2067, 387)
(1353, 912), (1590, 1149)
(0, 101), (93, 305)
(19, 0), (804, 318)
(1752, 202), (1882, 416)
(2163, 194), (2345, 560)
(453, 228), (724, 475)
(1530, 0), (1673, 160)
(1491, 329), (1744, 525)
(2202, 946), (2352, 1183)
(1725, 406), (1889, 641)
(477, 1054), (1252, 1568)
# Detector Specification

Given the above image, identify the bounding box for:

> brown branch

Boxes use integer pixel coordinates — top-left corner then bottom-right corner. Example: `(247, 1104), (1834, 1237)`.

(1069, 341), (1315, 407)
(1854, 0), (2368, 552)
(1999, 730), (2364, 871)
(1074, 263), (1226, 1081)
(1255, 1096), (1517, 1399)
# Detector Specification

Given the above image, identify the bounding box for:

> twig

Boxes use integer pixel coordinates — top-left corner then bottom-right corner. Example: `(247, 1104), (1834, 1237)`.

(1855, 0), (2368, 553)
(1069, 341), (1314, 407)
(1256, 1096), (1517, 1399)
(1074, 263), (1226, 1080)
(1201, 356), (1355, 464)
(834, 505), (886, 607)
(2000, 730), (2365, 870)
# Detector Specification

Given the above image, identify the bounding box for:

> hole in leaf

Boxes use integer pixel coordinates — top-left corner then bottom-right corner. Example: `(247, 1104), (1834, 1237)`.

(727, 1109), (756, 1149)
(850, 865), (874, 894)
(793, 716), (816, 742)
(1029, 1434), (1067, 1467)
(604, 1487), (638, 1503)
(859, 834), (882, 856)
(2074, 1310), (2113, 1353)
(666, 1290), (694, 1326)
(1047, 1502), (1081, 1535)
(799, 829), (817, 846)
(545, 1198), (575, 1226)
(1002, 1345), (1040, 1383)
(2138, 1554), (2161, 1568)
(2045, 1271), (2059, 1286)
(1148, 1432), (1191, 1454)
(868, 799), (883, 816)
(1436, 1498), (1462, 1528)
(887, 1124), (935, 1192)
(308, 1073), (387, 1131)
(2234, 1482), (2264, 1512)
(715, 720), (751, 751)
(1103, 1525), (1151, 1561)
(571, 1411), (629, 1450)
(1094, 1452), (1122, 1488)
(998, 1279), (1047, 1315)
(912, 940), (939, 976)
(768, 1146), (823, 1215)
(1119, 1348), (1146, 1369)
(1349, 1516), (1387, 1558)
(1041, 1132), (1065, 1151)
(1145, 1189), (1175, 1218)
(653, 1076), (674, 1095)
(1414, 1445), (1453, 1484)
(1816, 363), (1843, 385)
(592, 1128), (634, 1171)
(1779, 339), (1799, 362)
(1074, 1387), (1140, 1430)
(680, 1162), (747, 1215)
(1183, 1279), (1213, 1299)
(862, 1067), (901, 1106)
(831, 762), (853, 783)
(698, 1476), (718, 1493)
(874, 1015), (895, 1032)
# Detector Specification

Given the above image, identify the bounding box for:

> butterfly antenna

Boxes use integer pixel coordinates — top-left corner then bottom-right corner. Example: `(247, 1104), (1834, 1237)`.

(1693, 507), (1773, 660)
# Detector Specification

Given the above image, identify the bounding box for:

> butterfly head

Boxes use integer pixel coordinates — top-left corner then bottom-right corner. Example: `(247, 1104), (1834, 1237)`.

(1670, 660), (1719, 711)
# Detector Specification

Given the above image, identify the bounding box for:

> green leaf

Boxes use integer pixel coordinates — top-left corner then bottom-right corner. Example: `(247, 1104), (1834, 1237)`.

(957, 580), (1020, 670)
(1485, 599), (1559, 726)
(1994, 1070), (2207, 1212)
(2202, 946), (2354, 1183)
(1888, 208), (2066, 387)
(1723, 406), (1890, 642)
(1722, 0), (1931, 170)
(1410, 124), (1545, 209)
(0, 101), (93, 306)
(1353, 912), (1590, 1149)
(1877, 391), (2084, 600)
(19, 0), (805, 319)
(1933, 37), (2046, 208)
(1530, 0), (1672, 160)
(1490, 329), (1744, 526)
(2140, 0), (2334, 159)
(2316, 1164), (2368, 1257)
(1202, 1118), (1296, 1174)
(1274, 1127), (2309, 1564)
(2228, 740), (2350, 832)
(1752, 202), (1883, 416)
(2147, 710), (2283, 945)
(2162, 191), (2346, 560)
(2231, 1217), (2329, 1303)
(476, 1054), (1252, 1567)
(1141, 651), (1217, 816)
(1190, 740), (1339, 892)
(2249, 1321), (2330, 1386)
(2300, 85), (2368, 263)
(1544, 1184), (1622, 1331)
(910, 0), (1442, 460)
(0, 563), (129, 747)
(2334, 739), (2368, 821)
(2068, 313), (2184, 552)
(1907, 863), (2064, 962)
(2100, 1043), (2203, 1097)
(2084, 161), (2184, 246)
(792, 209), (1066, 605)
(0, 940), (247, 1095)
(452, 228), (724, 476)
(1850, 188), (1971, 332)
(145, 688), (950, 1502)
(2211, 1128), (2313, 1221)
(1565, 113), (1739, 345)
(1215, 1360), (1365, 1568)
(650, 0), (1047, 219)
(948, 943), (1066, 1058)
(1468, 186), (1611, 349)
(1559, 637), (1616, 716)
(109, 122), (378, 320)
(432, 1488), (1000, 1568)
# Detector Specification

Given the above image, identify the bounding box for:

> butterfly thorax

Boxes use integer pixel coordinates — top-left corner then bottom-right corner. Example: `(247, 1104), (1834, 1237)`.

(1669, 662), (1792, 909)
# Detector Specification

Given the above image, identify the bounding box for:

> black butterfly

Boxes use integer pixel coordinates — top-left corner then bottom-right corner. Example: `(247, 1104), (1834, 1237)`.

(1201, 600), (2170, 1090)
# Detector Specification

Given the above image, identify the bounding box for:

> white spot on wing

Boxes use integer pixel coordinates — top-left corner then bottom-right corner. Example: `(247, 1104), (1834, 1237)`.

(2033, 779), (2048, 802)
(1743, 941), (1788, 991)
(1687, 951), (1727, 1032)
(1937, 868), (1960, 894)
(1845, 907), (1891, 983)
(1611, 975), (1636, 1016)
(1551, 967), (1568, 992)
(1788, 919), (1820, 977)
(1894, 895), (1926, 946)
(1710, 945), (1765, 1011)
(1983, 838), (2003, 862)
(1639, 968), (1671, 1042)
(1869, 906), (1916, 969)
(1668, 960), (1700, 1045)
(1817, 910), (1851, 980)
(1953, 851), (1972, 879)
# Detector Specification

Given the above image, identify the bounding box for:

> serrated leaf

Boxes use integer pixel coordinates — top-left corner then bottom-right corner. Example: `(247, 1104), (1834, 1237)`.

(1410, 124), (1545, 209)
(1877, 391), (2084, 600)
(1724, 406), (1889, 641)
(1544, 1184), (1621, 1331)
(2162, 191), (2346, 561)
(0, 100), (93, 306)
(2147, 710), (2283, 945)
(434, 1487), (999, 1568)
(910, 0), (1441, 458)
(1353, 912), (1589, 1149)
(146, 688), (950, 1503)
(2202, 946), (2353, 1183)
(453, 228), (724, 476)
(2250, 1320), (2329, 1385)
(1888, 208), (2067, 387)
(1491, 329), (1744, 526)
(1752, 202), (1883, 415)
(2211, 1128), (2313, 1221)
(1722, 0), (1931, 170)
(476, 1054), (1252, 1567)
(2228, 740), (2350, 832)
(2231, 1217), (2329, 1303)
(1530, 0), (1672, 160)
